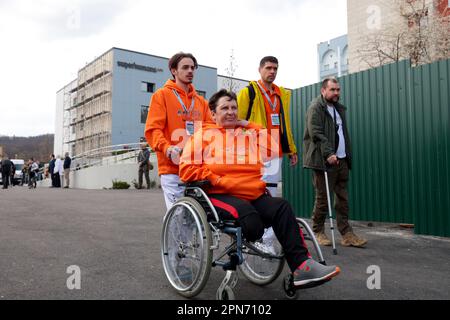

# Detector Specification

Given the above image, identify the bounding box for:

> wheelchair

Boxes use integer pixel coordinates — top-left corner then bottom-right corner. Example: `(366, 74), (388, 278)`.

(161, 181), (328, 300)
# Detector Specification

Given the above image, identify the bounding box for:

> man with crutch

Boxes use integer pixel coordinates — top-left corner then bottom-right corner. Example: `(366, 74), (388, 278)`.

(303, 77), (367, 249)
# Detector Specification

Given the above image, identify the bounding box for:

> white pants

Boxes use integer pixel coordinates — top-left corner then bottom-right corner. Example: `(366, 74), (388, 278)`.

(160, 174), (185, 210)
(262, 157), (282, 197)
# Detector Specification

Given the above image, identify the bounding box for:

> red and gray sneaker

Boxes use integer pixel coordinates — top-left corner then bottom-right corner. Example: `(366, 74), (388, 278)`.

(293, 259), (340, 287)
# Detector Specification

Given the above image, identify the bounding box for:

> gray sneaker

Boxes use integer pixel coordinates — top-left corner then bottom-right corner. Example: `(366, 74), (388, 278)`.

(293, 259), (340, 287)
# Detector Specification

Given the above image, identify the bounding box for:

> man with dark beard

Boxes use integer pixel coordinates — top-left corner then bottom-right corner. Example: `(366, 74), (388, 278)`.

(303, 77), (367, 248)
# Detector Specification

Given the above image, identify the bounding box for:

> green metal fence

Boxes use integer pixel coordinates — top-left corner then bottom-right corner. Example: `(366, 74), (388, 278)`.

(283, 58), (450, 237)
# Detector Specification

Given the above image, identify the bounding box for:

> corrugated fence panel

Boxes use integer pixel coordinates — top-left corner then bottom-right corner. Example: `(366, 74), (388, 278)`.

(283, 58), (450, 237)
(282, 83), (320, 217)
(411, 59), (450, 237)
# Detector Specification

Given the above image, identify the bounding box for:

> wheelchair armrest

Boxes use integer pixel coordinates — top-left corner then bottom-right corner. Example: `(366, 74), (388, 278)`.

(266, 183), (278, 188)
(179, 180), (211, 188)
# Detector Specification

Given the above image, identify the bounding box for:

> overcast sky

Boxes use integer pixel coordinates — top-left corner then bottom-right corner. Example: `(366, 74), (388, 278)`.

(0, 0), (347, 137)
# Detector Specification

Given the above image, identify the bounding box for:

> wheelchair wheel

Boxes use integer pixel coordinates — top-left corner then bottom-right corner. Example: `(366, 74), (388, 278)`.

(238, 238), (285, 286)
(161, 197), (213, 298)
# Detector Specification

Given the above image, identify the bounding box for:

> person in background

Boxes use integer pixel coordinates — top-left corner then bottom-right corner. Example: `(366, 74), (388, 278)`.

(49, 154), (56, 188)
(137, 143), (152, 189)
(53, 155), (62, 188)
(28, 158), (38, 189)
(1, 155), (13, 189)
(63, 152), (71, 189)
(303, 77), (367, 248)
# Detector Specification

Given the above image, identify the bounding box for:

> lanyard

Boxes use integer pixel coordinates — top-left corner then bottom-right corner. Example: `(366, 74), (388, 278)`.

(172, 89), (195, 116)
(257, 82), (278, 112)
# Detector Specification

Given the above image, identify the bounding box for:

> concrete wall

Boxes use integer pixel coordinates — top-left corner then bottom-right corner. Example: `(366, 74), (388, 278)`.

(347, 0), (437, 73)
(38, 153), (160, 190)
(70, 162), (160, 190)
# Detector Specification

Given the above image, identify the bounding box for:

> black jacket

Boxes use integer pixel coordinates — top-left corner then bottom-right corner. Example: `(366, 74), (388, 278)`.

(49, 159), (55, 174)
(63, 156), (72, 169)
(1, 159), (13, 173)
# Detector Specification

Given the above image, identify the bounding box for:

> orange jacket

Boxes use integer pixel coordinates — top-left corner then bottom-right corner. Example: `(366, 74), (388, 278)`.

(145, 80), (213, 175)
(179, 122), (275, 201)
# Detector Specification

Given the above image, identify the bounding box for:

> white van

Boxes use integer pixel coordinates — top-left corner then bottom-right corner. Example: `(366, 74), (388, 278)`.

(11, 159), (25, 185)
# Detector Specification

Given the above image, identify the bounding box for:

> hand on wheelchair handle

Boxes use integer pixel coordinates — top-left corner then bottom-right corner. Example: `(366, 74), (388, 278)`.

(166, 146), (183, 160)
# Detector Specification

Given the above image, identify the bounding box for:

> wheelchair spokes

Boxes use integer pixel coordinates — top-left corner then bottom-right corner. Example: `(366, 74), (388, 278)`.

(161, 197), (213, 298)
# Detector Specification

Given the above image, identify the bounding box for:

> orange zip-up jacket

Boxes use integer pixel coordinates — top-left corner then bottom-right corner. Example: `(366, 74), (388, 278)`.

(179, 122), (275, 201)
(145, 79), (213, 176)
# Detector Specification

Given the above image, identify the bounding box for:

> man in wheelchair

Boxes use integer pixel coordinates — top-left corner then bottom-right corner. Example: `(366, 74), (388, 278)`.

(179, 89), (340, 288)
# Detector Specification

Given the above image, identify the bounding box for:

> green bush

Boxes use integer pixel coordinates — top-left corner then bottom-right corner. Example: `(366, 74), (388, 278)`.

(112, 180), (130, 189)
(131, 178), (157, 189)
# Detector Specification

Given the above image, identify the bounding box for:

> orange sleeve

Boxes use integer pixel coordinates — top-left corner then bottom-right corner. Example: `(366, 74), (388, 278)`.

(179, 132), (221, 185)
(144, 90), (171, 156)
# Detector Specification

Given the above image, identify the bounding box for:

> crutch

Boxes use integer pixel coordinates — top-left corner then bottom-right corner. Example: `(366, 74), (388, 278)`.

(324, 169), (338, 255)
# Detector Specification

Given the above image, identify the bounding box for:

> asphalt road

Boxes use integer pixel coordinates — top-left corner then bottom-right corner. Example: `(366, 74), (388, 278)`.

(0, 187), (449, 300)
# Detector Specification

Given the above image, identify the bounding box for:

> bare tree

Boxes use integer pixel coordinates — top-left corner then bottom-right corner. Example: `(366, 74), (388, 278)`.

(223, 49), (239, 93)
(356, 0), (449, 68)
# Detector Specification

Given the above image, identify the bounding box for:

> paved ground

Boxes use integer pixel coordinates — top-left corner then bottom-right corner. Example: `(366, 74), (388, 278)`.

(0, 186), (449, 300)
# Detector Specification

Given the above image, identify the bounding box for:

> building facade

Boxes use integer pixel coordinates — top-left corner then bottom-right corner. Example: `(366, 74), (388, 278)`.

(317, 34), (349, 81)
(348, 0), (450, 73)
(55, 48), (218, 157)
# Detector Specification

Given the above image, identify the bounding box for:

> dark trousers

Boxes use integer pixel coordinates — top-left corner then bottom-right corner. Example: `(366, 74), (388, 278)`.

(52, 174), (61, 188)
(2, 172), (9, 188)
(138, 164), (151, 188)
(209, 193), (310, 272)
(50, 172), (55, 187)
(312, 158), (352, 235)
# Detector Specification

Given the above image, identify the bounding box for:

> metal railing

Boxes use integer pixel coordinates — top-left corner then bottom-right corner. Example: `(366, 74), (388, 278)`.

(71, 143), (154, 171)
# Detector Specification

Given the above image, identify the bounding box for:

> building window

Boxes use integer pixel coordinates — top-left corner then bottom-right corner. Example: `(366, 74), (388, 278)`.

(141, 105), (149, 124)
(141, 81), (155, 93)
(334, 62), (338, 69)
(324, 64), (330, 71)
(197, 90), (206, 97)
(71, 126), (75, 134)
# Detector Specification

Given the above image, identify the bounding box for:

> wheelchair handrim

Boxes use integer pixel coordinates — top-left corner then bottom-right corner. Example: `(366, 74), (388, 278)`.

(161, 202), (206, 293)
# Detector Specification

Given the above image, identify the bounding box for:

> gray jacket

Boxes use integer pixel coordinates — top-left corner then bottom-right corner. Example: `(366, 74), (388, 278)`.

(138, 148), (150, 166)
(302, 95), (352, 170)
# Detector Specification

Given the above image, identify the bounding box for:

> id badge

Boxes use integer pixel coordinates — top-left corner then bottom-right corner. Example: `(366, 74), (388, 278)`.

(186, 121), (194, 136)
(271, 114), (280, 126)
